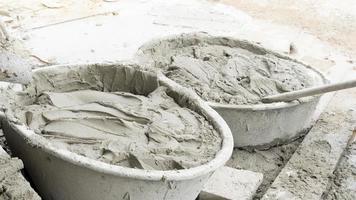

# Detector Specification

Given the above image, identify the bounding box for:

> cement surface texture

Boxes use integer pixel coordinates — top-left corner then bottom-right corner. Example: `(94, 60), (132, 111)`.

(7, 66), (222, 171)
(138, 34), (323, 105)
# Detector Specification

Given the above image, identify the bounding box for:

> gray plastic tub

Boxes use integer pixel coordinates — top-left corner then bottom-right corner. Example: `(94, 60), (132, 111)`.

(1, 63), (233, 200)
(136, 33), (328, 149)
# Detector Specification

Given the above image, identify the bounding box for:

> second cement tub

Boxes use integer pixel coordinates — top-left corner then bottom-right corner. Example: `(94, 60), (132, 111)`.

(136, 33), (328, 149)
(1, 63), (233, 200)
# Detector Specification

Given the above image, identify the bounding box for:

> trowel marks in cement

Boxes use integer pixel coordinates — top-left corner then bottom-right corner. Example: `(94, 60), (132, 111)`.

(138, 34), (324, 105)
(9, 64), (222, 171)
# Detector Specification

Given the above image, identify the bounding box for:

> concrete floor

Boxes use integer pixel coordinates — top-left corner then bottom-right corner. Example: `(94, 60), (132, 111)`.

(221, 0), (356, 57)
(0, 0), (353, 71)
(326, 140), (356, 200)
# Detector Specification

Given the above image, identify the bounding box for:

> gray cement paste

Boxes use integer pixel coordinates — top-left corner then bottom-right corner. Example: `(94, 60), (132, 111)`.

(8, 65), (222, 171)
(138, 34), (324, 105)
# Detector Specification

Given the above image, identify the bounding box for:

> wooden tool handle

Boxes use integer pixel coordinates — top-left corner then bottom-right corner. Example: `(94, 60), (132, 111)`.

(262, 79), (356, 103)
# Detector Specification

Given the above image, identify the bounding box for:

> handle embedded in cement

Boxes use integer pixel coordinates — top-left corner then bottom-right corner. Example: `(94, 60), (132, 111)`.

(262, 78), (356, 103)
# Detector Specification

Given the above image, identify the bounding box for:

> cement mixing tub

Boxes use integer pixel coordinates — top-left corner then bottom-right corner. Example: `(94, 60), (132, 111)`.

(136, 33), (328, 149)
(1, 63), (233, 200)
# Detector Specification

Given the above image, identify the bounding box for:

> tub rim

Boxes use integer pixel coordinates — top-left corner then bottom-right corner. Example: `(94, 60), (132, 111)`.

(3, 62), (234, 182)
(136, 32), (329, 111)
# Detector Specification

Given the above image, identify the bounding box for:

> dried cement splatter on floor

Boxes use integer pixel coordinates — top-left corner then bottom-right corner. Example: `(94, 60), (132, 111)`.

(0, 148), (41, 200)
(227, 138), (303, 199)
(138, 34), (324, 105)
(8, 65), (222, 171)
(0, 51), (32, 84)
(324, 140), (356, 200)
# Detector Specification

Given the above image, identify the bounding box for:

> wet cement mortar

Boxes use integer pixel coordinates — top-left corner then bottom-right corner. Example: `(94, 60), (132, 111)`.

(0, 34), (352, 198)
(138, 34), (323, 198)
(227, 137), (304, 199)
(0, 34), (322, 197)
(6, 64), (222, 171)
(138, 34), (324, 105)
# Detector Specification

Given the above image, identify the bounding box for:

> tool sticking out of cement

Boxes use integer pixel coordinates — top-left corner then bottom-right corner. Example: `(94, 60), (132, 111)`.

(0, 20), (32, 84)
(262, 78), (356, 103)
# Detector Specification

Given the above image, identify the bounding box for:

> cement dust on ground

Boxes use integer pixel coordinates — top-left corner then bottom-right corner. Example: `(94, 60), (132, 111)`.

(325, 140), (356, 200)
(227, 138), (303, 199)
(221, 0), (356, 58)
